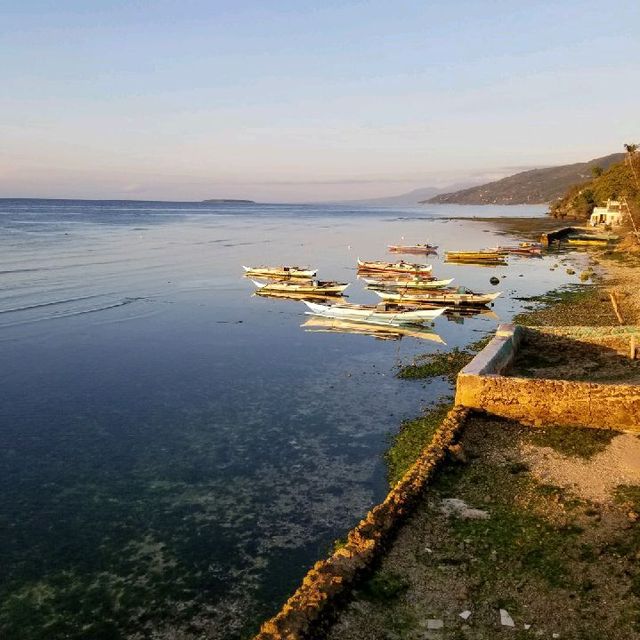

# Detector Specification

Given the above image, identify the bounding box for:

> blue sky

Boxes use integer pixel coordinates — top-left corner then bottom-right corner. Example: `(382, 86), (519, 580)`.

(1, 1), (639, 201)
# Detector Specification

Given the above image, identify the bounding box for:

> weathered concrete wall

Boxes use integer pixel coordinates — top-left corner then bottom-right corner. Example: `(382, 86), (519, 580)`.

(459, 323), (523, 376)
(456, 324), (640, 431)
(456, 373), (640, 431)
(254, 406), (470, 640)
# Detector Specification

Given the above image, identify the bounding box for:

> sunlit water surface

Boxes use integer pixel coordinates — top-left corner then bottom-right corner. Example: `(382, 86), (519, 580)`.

(0, 200), (584, 639)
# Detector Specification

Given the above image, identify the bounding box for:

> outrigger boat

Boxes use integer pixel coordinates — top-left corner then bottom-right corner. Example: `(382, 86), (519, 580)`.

(388, 243), (438, 255)
(566, 233), (618, 246)
(361, 277), (454, 290)
(372, 288), (502, 307)
(242, 265), (317, 279)
(494, 245), (542, 256)
(356, 258), (433, 276)
(303, 300), (446, 325)
(444, 250), (506, 264)
(251, 279), (349, 295)
(301, 317), (445, 343)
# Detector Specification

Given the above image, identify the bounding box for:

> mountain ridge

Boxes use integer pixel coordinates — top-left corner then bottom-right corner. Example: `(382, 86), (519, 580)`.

(424, 153), (625, 205)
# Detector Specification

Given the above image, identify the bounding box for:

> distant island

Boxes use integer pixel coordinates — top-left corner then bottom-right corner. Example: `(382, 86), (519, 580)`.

(201, 199), (255, 204)
(423, 153), (625, 205)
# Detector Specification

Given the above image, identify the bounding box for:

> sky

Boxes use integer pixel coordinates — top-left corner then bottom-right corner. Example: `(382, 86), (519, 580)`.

(1, 0), (639, 202)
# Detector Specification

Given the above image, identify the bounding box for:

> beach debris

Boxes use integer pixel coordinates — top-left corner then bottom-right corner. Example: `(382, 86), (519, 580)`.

(427, 619), (444, 629)
(500, 609), (515, 627)
(524, 623), (532, 629)
(552, 634), (560, 638)
(459, 610), (472, 620)
(440, 498), (489, 520)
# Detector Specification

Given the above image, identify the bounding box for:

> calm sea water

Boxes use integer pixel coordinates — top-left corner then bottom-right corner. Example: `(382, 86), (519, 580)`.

(0, 200), (582, 639)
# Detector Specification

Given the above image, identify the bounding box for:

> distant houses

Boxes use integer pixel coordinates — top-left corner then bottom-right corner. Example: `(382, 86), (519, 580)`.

(590, 198), (624, 226)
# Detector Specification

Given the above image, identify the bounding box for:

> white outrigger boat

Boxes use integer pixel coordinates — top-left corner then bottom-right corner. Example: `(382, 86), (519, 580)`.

(361, 277), (454, 290)
(388, 243), (438, 255)
(242, 265), (317, 279)
(372, 288), (502, 307)
(303, 300), (446, 325)
(251, 279), (349, 295)
(356, 258), (433, 276)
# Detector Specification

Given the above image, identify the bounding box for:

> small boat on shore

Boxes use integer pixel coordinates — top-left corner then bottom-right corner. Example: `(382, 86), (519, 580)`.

(251, 279), (349, 295)
(372, 288), (502, 307)
(242, 265), (317, 279)
(356, 258), (433, 276)
(301, 317), (446, 343)
(494, 245), (542, 256)
(362, 277), (454, 290)
(444, 250), (506, 264)
(388, 243), (438, 255)
(566, 234), (617, 246)
(303, 300), (446, 325)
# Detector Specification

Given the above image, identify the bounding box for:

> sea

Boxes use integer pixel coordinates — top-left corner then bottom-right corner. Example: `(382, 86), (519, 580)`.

(0, 199), (583, 639)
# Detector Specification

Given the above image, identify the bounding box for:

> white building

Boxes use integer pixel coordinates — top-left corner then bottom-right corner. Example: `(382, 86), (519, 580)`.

(590, 199), (624, 226)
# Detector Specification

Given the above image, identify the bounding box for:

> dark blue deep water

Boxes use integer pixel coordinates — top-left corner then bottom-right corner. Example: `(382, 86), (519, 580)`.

(0, 199), (583, 639)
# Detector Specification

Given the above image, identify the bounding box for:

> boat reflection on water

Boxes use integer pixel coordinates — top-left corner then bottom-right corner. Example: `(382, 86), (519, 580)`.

(442, 307), (499, 324)
(301, 316), (445, 343)
(252, 289), (346, 303)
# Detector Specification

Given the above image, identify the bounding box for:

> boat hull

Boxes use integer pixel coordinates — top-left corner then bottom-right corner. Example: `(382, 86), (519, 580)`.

(251, 280), (349, 294)
(356, 258), (433, 276)
(362, 277), (454, 290)
(303, 300), (446, 324)
(373, 290), (502, 306)
(242, 265), (317, 278)
(388, 245), (438, 255)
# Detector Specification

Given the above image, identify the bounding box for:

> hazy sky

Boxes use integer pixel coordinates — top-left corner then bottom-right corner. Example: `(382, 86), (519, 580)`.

(2, 1), (639, 202)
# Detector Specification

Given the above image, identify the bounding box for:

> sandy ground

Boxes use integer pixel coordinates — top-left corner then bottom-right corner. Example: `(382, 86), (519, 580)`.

(521, 432), (640, 502)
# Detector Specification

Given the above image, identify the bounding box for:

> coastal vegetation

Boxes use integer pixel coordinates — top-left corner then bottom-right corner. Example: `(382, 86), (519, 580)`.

(550, 144), (640, 220)
(513, 284), (615, 327)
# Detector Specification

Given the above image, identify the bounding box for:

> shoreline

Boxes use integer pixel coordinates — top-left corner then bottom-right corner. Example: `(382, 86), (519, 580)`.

(254, 220), (640, 639)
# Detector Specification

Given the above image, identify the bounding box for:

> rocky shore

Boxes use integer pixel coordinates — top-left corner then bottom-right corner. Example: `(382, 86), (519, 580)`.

(254, 222), (640, 640)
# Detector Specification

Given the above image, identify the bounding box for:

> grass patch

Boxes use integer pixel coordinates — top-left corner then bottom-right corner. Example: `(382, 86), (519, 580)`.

(614, 485), (640, 511)
(385, 402), (451, 487)
(396, 336), (491, 384)
(527, 425), (616, 459)
(396, 348), (474, 383)
(442, 477), (574, 588)
(513, 283), (614, 327)
(359, 571), (409, 603)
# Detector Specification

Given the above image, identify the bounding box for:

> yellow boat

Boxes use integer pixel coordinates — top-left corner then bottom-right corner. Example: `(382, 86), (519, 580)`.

(444, 250), (507, 264)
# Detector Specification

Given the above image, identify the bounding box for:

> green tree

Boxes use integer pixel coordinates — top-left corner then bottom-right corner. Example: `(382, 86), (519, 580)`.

(624, 143), (639, 189)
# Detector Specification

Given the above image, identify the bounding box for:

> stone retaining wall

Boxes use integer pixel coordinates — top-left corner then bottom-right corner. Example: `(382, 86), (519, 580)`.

(254, 406), (470, 640)
(456, 324), (640, 431)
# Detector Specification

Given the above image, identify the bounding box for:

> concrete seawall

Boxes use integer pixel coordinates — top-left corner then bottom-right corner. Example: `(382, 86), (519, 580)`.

(456, 324), (640, 432)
